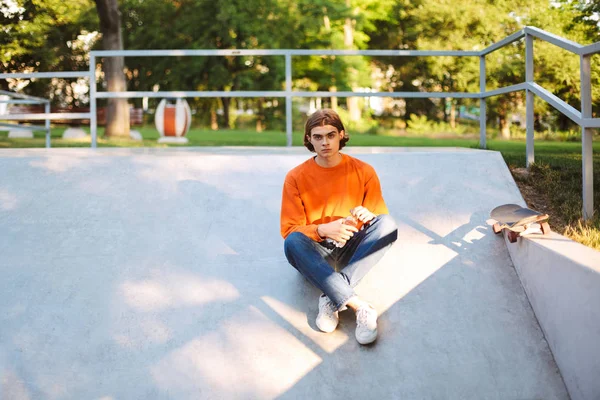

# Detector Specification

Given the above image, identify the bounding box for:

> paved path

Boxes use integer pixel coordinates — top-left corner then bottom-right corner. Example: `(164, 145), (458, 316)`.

(0, 148), (568, 399)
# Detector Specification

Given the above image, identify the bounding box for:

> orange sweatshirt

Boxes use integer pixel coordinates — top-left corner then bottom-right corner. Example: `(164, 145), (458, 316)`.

(280, 153), (389, 240)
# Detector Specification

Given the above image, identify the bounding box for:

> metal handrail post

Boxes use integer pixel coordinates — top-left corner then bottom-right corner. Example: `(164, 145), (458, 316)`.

(525, 34), (535, 168)
(285, 53), (292, 147)
(90, 55), (97, 148)
(580, 54), (594, 220)
(479, 55), (486, 148)
(44, 102), (51, 148)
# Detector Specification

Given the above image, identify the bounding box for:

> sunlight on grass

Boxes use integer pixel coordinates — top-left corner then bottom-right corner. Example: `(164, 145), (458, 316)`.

(505, 159), (600, 251)
(565, 220), (600, 250)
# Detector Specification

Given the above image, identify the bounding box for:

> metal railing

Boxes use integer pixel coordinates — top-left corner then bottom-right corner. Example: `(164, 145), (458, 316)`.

(0, 26), (598, 218)
(0, 72), (92, 148)
(0, 90), (53, 147)
(478, 26), (599, 220)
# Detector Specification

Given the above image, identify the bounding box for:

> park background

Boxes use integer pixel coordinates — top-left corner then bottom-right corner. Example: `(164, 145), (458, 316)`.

(0, 0), (599, 248)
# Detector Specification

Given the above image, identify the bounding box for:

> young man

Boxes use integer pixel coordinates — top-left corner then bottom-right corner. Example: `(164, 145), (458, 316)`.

(280, 109), (398, 345)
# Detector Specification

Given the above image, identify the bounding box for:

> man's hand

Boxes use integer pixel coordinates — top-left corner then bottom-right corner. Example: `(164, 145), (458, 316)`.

(317, 219), (359, 246)
(350, 206), (376, 224)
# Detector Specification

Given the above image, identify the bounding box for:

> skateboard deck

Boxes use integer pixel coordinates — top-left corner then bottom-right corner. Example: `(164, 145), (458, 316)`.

(490, 204), (551, 243)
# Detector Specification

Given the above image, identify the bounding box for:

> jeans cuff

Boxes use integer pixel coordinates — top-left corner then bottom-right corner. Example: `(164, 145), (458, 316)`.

(335, 293), (355, 311)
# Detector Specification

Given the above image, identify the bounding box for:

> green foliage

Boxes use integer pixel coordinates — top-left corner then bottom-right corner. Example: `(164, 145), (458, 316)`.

(405, 113), (470, 135)
(334, 107), (380, 134)
(562, 0), (600, 43)
(2, 0), (599, 131)
(120, 0), (288, 93)
(0, 0), (97, 99)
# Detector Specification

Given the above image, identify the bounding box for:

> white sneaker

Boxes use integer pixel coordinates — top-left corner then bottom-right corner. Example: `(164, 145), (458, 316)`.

(316, 294), (339, 333)
(355, 304), (378, 344)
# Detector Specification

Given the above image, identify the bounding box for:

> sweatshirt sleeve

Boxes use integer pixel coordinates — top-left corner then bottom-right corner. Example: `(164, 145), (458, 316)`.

(362, 168), (389, 215)
(280, 174), (322, 241)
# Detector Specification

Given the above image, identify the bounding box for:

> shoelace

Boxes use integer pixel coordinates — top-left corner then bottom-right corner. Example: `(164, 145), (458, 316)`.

(323, 300), (337, 314)
(320, 299), (337, 314)
(356, 307), (373, 326)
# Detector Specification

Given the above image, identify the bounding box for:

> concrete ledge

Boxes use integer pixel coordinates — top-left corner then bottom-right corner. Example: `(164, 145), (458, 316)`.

(505, 232), (600, 400)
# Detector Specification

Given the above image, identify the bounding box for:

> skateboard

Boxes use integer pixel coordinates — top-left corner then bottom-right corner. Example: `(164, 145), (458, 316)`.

(490, 204), (551, 243)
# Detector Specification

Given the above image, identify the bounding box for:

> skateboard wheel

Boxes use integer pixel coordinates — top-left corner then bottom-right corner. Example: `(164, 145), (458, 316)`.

(492, 223), (502, 234)
(507, 231), (519, 243)
(541, 222), (551, 234)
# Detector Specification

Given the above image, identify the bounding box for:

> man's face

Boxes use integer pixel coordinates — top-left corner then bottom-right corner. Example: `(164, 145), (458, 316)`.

(308, 125), (345, 158)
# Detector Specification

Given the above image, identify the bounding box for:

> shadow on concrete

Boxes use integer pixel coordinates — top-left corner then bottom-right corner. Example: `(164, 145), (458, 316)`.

(0, 148), (569, 399)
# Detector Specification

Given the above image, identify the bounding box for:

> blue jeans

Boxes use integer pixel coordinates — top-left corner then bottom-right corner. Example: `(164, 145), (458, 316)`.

(284, 214), (398, 310)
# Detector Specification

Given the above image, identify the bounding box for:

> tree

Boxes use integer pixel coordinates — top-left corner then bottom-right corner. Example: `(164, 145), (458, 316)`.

(368, 0), (597, 138)
(560, 0), (600, 118)
(0, 0), (97, 104)
(567, 0), (600, 43)
(95, 0), (129, 137)
(403, 0), (527, 137)
(3, 0), (597, 135)
(120, 0), (292, 129)
(286, 0), (393, 118)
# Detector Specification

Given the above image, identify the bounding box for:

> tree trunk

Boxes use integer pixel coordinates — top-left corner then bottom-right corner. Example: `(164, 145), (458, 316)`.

(323, 14), (331, 31)
(497, 98), (511, 139)
(256, 98), (264, 132)
(344, 0), (360, 122)
(210, 105), (219, 131)
(443, 98), (449, 123)
(329, 86), (338, 111)
(449, 102), (456, 129)
(499, 115), (511, 139)
(221, 97), (230, 129)
(95, 0), (129, 138)
(558, 114), (570, 131)
(322, 9), (335, 112)
(347, 97), (361, 121)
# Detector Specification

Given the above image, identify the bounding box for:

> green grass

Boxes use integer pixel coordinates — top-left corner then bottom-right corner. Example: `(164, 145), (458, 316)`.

(2, 125), (599, 249)
(0, 127), (299, 148)
(0, 126), (486, 148)
(486, 140), (600, 250)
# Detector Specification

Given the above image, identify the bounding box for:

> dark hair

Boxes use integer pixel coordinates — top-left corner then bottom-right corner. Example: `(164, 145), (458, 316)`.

(303, 109), (349, 152)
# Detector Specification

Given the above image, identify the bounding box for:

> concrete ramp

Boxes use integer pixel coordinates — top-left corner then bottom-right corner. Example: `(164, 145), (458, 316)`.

(0, 148), (568, 399)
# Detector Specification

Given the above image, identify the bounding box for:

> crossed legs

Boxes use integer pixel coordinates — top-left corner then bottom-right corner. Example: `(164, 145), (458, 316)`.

(284, 214), (398, 310)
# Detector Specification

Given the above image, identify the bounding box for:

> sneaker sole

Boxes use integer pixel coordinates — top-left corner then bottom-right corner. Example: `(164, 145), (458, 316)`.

(356, 328), (378, 345)
(316, 319), (338, 333)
